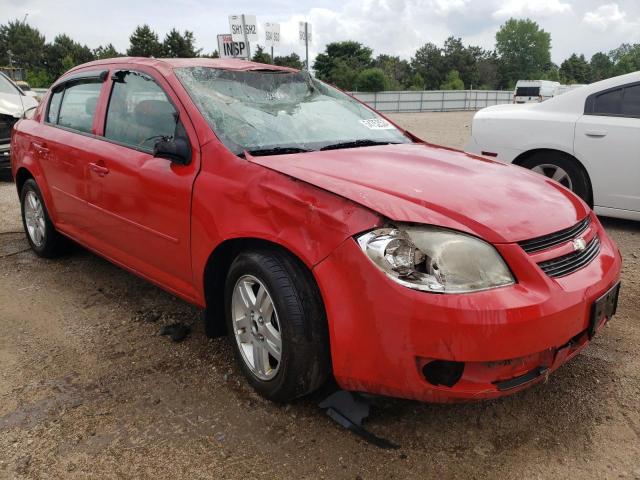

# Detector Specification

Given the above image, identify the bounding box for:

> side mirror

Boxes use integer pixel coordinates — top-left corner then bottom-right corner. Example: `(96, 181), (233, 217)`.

(153, 136), (192, 165)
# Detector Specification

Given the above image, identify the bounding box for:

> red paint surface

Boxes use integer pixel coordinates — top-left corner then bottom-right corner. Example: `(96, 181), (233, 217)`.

(11, 58), (622, 402)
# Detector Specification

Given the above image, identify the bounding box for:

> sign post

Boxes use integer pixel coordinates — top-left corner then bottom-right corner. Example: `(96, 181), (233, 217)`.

(229, 14), (258, 60)
(298, 22), (312, 70)
(264, 22), (280, 61)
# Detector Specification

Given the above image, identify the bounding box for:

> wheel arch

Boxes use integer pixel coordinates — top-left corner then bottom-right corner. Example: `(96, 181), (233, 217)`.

(512, 148), (594, 207)
(15, 167), (35, 195)
(201, 237), (327, 338)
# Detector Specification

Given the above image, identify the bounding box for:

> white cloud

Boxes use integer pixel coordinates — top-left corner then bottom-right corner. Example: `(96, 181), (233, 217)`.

(583, 3), (628, 30)
(433, 0), (470, 16)
(493, 0), (572, 18)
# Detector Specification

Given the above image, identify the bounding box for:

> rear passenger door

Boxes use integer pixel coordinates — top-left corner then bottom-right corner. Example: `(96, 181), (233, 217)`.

(87, 68), (200, 296)
(575, 82), (640, 212)
(39, 72), (108, 233)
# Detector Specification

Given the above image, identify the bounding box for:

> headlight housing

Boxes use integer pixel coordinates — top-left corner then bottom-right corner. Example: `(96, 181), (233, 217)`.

(356, 225), (515, 294)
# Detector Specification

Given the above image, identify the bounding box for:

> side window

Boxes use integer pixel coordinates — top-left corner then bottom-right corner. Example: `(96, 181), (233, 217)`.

(104, 71), (179, 151)
(592, 88), (623, 116)
(57, 81), (102, 133)
(621, 84), (640, 117)
(47, 90), (64, 123)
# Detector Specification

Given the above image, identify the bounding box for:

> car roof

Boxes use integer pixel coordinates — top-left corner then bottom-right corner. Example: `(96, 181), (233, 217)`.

(66, 57), (299, 75)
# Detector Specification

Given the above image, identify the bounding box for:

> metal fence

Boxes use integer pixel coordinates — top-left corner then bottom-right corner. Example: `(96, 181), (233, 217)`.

(349, 90), (513, 113)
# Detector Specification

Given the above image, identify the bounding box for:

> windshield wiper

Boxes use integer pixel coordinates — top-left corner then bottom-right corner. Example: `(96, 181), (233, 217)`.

(243, 147), (312, 157)
(319, 140), (399, 151)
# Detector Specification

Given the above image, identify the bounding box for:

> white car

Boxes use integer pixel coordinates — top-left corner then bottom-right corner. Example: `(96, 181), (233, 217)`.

(467, 71), (640, 221)
(0, 72), (39, 171)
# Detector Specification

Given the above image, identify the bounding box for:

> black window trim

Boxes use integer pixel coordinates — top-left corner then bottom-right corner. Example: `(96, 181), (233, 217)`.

(102, 68), (186, 155)
(44, 69), (108, 131)
(584, 80), (640, 119)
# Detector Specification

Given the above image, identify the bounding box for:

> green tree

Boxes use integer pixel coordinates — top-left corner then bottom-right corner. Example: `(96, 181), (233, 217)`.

(610, 43), (640, 75)
(313, 41), (373, 90)
(94, 43), (122, 60)
(44, 34), (94, 79)
(495, 18), (552, 87)
(374, 54), (410, 89)
(251, 45), (272, 64)
(200, 50), (220, 59)
(476, 51), (500, 89)
(353, 68), (388, 91)
(127, 25), (163, 57)
(442, 37), (479, 88)
(163, 29), (200, 57)
(440, 70), (465, 90)
(408, 72), (425, 90)
(273, 52), (303, 69)
(25, 68), (53, 88)
(590, 52), (614, 81)
(0, 20), (46, 70)
(560, 54), (591, 84)
(411, 42), (445, 89)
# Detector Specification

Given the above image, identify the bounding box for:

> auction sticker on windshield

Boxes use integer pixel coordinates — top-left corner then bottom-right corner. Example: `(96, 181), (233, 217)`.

(359, 118), (394, 130)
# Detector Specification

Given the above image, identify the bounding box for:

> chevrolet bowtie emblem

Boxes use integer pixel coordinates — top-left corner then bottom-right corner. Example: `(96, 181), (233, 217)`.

(572, 237), (587, 252)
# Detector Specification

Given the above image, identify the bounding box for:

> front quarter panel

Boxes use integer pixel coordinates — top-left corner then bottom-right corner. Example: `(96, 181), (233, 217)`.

(190, 142), (383, 302)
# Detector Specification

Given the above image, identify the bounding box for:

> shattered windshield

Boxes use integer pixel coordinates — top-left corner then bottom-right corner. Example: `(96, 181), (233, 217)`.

(174, 67), (411, 155)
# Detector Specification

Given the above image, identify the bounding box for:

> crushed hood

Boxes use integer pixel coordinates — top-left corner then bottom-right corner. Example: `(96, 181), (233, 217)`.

(247, 143), (589, 244)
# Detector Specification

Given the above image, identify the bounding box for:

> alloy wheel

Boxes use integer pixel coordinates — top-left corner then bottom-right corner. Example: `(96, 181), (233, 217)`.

(531, 164), (573, 190)
(231, 275), (282, 380)
(24, 190), (46, 247)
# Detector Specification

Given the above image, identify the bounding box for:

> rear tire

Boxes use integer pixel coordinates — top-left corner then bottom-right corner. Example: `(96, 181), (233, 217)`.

(20, 179), (66, 258)
(520, 152), (591, 205)
(224, 249), (330, 402)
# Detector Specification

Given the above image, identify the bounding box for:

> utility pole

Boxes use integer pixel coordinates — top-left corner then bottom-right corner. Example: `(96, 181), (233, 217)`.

(241, 14), (250, 60)
(304, 22), (309, 71)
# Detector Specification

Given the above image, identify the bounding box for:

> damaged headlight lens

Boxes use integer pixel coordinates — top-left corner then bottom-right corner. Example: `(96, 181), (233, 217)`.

(356, 225), (515, 294)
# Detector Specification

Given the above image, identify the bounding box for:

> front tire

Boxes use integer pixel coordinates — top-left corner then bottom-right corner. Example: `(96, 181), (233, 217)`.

(224, 249), (330, 402)
(20, 179), (66, 257)
(520, 152), (591, 205)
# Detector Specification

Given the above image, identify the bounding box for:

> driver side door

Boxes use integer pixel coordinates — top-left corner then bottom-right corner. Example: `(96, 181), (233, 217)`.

(86, 67), (200, 299)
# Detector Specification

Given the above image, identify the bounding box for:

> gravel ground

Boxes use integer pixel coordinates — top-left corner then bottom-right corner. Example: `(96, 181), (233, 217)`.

(1, 112), (639, 480)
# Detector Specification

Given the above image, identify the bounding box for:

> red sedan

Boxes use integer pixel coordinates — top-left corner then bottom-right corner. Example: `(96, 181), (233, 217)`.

(11, 58), (621, 403)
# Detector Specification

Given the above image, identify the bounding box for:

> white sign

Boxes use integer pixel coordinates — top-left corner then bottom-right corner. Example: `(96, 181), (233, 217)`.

(298, 22), (312, 45)
(217, 34), (249, 59)
(264, 22), (280, 47)
(229, 14), (258, 43)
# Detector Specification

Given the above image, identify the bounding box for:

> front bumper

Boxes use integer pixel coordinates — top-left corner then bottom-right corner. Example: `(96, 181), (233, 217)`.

(314, 215), (622, 402)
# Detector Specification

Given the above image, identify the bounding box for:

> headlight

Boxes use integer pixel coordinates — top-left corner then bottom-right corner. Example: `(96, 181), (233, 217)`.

(356, 225), (515, 294)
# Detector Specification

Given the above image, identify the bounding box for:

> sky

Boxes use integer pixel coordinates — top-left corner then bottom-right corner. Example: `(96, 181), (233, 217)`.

(2, 0), (640, 64)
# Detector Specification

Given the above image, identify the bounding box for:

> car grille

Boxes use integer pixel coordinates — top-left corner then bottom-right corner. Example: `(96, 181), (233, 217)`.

(518, 217), (590, 253)
(537, 236), (600, 278)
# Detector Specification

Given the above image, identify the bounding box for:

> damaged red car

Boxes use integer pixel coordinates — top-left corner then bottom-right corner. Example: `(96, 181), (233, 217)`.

(11, 58), (622, 403)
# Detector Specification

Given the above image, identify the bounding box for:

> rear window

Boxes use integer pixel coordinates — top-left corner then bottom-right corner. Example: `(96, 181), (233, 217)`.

(587, 83), (640, 118)
(621, 84), (640, 117)
(515, 87), (540, 97)
(592, 88), (623, 115)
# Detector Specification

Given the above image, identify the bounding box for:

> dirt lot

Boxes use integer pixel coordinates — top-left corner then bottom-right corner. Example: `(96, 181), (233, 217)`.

(1, 111), (639, 479)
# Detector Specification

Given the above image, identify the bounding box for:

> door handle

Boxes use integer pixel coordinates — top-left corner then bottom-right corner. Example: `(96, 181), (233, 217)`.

(585, 130), (607, 138)
(89, 162), (110, 177)
(32, 141), (49, 154)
